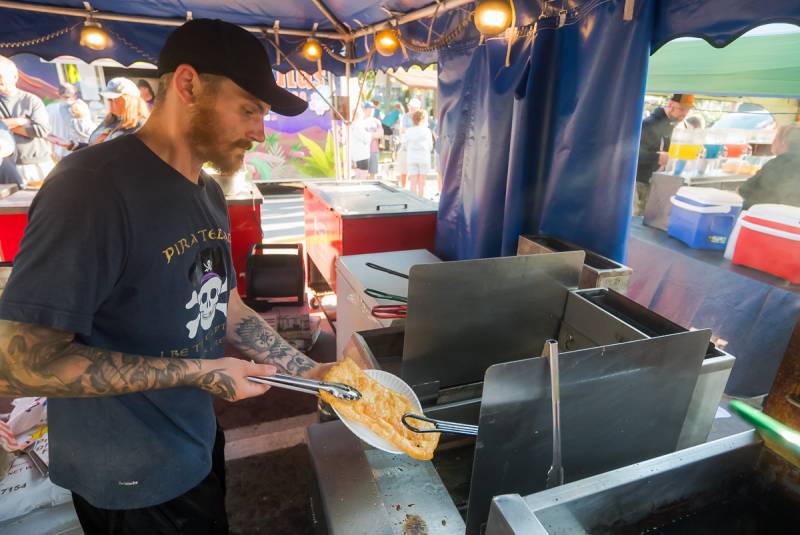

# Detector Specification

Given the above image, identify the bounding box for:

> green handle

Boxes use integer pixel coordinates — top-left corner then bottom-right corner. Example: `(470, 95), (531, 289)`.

(729, 400), (800, 460)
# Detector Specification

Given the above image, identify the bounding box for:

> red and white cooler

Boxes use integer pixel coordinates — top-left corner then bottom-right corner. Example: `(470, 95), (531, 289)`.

(726, 204), (800, 284)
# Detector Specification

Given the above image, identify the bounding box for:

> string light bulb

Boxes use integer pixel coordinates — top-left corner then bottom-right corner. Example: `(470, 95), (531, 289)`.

(374, 29), (400, 57)
(302, 38), (323, 62)
(474, 0), (513, 36)
(79, 20), (111, 50)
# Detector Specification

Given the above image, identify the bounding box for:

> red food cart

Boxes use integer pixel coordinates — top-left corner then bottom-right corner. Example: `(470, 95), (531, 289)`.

(304, 182), (437, 291)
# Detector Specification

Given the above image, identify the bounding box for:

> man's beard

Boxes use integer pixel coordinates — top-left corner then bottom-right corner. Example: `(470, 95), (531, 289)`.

(187, 96), (251, 174)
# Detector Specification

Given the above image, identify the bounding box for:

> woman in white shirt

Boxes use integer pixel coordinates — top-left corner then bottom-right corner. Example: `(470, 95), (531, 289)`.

(350, 107), (372, 179)
(402, 109), (433, 197)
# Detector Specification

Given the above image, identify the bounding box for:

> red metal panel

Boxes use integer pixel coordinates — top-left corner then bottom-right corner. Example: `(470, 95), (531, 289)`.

(305, 187), (343, 289)
(228, 203), (263, 296)
(0, 214), (28, 262)
(341, 214), (436, 256)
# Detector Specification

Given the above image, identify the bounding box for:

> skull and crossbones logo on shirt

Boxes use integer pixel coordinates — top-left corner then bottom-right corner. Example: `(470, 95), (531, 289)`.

(185, 247), (228, 339)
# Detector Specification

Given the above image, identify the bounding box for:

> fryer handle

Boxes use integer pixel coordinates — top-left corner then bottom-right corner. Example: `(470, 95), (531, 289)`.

(402, 413), (478, 437)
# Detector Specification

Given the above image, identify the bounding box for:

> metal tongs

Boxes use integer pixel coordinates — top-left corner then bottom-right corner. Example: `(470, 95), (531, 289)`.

(543, 339), (564, 488)
(247, 374), (362, 401)
(401, 413), (478, 437)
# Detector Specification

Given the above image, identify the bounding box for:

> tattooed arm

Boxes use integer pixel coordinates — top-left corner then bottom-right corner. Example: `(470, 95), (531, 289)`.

(0, 319), (276, 401)
(225, 289), (332, 379)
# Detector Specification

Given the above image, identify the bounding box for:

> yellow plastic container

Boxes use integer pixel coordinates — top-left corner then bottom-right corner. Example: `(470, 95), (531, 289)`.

(669, 143), (703, 160)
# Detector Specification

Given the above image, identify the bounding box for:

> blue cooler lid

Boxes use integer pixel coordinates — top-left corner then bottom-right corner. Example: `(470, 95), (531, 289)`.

(675, 187), (743, 208)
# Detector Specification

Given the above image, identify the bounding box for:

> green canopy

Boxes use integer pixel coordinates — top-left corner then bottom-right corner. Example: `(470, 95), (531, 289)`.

(646, 32), (800, 98)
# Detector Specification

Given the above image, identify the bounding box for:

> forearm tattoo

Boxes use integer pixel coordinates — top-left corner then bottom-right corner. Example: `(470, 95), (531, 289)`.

(0, 321), (237, 400)
(232, 315), (316, 376)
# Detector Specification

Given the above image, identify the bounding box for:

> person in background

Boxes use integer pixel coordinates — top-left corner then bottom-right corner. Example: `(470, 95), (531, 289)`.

(738, 124), (800, 209)
(350, 105), (371, 179)
(138, 79), (156, 111)
(396, 97), (422, 189)
(46, 83), (80, 160)
(361, 102), (384, 179)
(770, 122), (797, 157)
(67, 100), (96, 148)
(371, 99), (383, 121)
(403, 109), (433, 197)
(382, 101), (403, 136)
(84, 77), (149, 147)
(634, 93), (694, 215)
(0, 122), (23, 186)
(0, 56), (53, 185)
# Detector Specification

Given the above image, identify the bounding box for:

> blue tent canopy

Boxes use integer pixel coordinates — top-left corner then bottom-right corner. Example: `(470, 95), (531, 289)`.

(2, 0), (800, 262)
(0, 0), (461, 73)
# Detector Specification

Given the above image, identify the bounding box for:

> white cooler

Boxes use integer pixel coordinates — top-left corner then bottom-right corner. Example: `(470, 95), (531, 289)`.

(335, 249), (441, 359)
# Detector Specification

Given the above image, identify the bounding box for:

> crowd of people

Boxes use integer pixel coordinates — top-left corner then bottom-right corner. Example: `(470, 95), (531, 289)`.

(0, 54), (152, 187)
(350, 95), (439, 198)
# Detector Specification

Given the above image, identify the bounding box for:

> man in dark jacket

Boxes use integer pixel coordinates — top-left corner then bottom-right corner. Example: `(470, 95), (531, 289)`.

(634, 94), (694, 214)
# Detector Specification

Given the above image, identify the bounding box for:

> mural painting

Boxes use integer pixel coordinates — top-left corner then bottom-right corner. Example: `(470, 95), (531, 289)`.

(245, 70), (335, 180)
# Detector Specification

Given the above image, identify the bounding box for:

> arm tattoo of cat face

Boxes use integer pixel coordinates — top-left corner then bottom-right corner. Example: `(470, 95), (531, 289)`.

(232, 316), (316, 376)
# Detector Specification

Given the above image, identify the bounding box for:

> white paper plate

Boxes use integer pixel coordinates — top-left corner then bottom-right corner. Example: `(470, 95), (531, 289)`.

(330, 369), (422, 455)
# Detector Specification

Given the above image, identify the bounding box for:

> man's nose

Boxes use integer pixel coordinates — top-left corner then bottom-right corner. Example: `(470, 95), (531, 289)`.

(249, 119), (266, 143)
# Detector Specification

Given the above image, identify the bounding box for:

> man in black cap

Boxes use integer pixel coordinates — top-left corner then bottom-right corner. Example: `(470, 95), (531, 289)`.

(634, 93), (694, 215)
(0, 19), (329, 533)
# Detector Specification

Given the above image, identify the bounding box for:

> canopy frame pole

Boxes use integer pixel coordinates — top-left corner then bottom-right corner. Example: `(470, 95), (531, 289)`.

(344, 43), (352, 180)
(329, 71), (343, 181)
(0, 0), (343, 40)
(0, 0), (475, 42)
(308, 0), (351, 37)
(351, 0), (474, 39)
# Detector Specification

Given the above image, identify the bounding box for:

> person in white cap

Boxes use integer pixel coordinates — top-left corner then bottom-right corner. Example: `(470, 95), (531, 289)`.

(84, 77), (149, 146)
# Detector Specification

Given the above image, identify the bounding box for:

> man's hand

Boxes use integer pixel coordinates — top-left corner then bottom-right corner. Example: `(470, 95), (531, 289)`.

(658, 151), (669, 168)
(193, 357), (277, 402)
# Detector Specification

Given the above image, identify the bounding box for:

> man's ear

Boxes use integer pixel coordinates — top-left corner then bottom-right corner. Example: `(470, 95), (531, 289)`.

(172, 64), (200, 105)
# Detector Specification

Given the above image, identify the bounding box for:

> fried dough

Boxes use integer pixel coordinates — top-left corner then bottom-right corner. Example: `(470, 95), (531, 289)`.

(319, 359), (440, 460)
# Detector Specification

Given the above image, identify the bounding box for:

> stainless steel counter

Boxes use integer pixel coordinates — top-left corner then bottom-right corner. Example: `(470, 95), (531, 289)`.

(307, 421), (465, 535)
(0, 189), (36, 215)
(486, 430), (799, 534)
(0, 184), (18, 200)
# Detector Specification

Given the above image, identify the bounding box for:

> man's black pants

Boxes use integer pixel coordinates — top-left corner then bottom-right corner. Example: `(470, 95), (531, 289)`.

(72, 426), (228, 535)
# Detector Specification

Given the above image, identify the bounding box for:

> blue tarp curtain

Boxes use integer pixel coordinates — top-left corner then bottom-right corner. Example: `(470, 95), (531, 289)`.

(435, 0), (800, 262)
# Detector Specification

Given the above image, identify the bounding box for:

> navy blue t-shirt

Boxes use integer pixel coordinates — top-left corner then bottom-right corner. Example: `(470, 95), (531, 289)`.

(0, 134), (234, 509)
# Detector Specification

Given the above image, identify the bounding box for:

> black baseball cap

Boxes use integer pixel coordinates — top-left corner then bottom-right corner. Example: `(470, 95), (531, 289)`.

(157, 19), (308, 117)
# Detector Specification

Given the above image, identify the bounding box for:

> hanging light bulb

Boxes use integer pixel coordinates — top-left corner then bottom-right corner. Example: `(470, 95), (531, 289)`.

(374, 29), (399, 57)
(302, 38), (323, 62)
(79, 20), (111, 50)
(474, 0), (513, 37)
